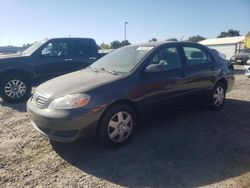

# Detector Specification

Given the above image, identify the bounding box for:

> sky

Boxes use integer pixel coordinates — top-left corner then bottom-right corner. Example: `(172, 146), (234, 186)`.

(0, 0), (249, 46)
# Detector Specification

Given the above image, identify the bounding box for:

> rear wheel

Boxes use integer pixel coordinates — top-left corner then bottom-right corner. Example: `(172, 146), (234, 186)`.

(0, 74), (31, 103)
(207, 82), (226, 110)
(98, 104), (137, 147)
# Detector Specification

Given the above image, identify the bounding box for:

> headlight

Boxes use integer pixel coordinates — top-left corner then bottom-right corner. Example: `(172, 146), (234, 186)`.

(48, 94), (90, 110)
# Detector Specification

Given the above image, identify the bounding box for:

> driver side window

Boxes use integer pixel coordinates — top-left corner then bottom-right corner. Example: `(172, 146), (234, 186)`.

(149, 47), (182, 70)
(41, 42), (68, 57)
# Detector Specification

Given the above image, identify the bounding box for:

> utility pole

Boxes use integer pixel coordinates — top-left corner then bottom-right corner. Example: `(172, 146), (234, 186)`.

(124, 22), (128, 41)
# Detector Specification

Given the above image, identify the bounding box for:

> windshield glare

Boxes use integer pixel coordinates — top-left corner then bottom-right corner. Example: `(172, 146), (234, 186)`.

(90, 45), (154, 73)
(22, 41), (46, 55)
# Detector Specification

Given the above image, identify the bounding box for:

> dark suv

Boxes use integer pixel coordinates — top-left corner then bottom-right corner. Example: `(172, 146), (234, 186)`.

(230, 48), (250, 65)
(27, 42), (235, 147)
(0, 38), (99, 103)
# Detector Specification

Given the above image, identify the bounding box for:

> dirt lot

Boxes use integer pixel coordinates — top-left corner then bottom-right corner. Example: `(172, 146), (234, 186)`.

(0, 65), (250, 188)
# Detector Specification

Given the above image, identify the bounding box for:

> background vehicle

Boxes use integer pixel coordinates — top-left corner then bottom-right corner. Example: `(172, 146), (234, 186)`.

(230, 48), (250, 65)
(0, 38), (100, 103)
(27, 42), (234, 147)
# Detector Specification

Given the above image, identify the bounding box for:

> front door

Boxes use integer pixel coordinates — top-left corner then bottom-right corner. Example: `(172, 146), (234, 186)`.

(141, 44), (189, 115)
(35, 40), (72, 79)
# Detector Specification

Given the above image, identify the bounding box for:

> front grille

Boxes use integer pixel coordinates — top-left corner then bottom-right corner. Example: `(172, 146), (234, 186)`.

(32, 92), (49, 108)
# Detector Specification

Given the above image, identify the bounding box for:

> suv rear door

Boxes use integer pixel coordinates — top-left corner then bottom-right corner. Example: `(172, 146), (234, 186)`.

(70, 39), (99, 70)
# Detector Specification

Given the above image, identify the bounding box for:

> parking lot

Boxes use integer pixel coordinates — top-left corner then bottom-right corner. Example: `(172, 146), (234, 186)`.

(0, 65), (250, 188)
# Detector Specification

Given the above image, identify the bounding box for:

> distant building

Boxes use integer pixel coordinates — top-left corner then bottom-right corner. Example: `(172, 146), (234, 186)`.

(245, 33), (250, 48)
(199, 36), (245, 59)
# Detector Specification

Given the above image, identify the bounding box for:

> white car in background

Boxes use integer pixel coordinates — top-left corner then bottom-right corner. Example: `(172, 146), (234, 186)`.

(245, 60), (250, 78)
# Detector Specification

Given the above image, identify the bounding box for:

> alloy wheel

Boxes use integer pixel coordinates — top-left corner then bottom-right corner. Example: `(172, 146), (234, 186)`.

(213, 86), (224, 107)
(4, 79), (26, 99)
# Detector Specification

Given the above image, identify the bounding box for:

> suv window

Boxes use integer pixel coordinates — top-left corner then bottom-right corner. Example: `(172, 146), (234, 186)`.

(74, 40), (92, 56)
(148, 47), (181, 70)
(183, 47), (210, 66)
(41, 42), (68, 57)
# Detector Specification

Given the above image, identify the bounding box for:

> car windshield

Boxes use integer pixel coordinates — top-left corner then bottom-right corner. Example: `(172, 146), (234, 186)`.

(22, 41), (46, 55)
(90, 45), (154, 74)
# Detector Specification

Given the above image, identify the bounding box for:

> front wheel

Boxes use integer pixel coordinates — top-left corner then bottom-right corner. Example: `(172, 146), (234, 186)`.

(207, 83), (226, 110)
(98, 104), (138, 147)
(0, 74), (31, 103)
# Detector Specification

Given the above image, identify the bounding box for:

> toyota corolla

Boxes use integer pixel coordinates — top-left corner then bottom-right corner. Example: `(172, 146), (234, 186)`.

(27, 42), (234, 147)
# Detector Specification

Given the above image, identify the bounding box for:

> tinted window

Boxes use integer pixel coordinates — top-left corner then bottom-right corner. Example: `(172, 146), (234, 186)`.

(41, 42), (68, 57)
(148, 47), (181, 70)
(74, 40), (91, 56)
(183, 47), (210, 66)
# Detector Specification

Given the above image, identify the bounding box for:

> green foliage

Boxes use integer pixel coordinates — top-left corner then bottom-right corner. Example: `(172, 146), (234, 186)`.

(148, 38), (157, 42)
(110, 40), (131, 49)
(217, 29), (240, 38)
(166, 38), (178, 41)
(22, 43), (32, 50)
(246, 31), (250, 37)
(186, 35), (206, 43)
(100, 42), (111, 49)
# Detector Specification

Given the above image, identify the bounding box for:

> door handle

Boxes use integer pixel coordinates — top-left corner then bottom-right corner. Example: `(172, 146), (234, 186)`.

(65, 58), (73, 62)
(89, 57), (97, 60)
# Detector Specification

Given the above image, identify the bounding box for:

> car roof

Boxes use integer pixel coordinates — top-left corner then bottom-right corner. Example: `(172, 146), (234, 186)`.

(130, 41), (202, 48)
(48, 37), (94, 41)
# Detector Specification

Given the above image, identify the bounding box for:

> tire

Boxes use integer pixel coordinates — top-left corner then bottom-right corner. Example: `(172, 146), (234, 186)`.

(0, 74), (31, 103)
(207, 82), (226, 110)
(98, 104), (138, 147)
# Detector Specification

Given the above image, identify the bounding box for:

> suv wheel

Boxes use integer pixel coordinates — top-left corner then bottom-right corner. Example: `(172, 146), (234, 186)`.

(98, 104), (137, 147)
(0, 74), (31, 103)
(207, 82), (226, 110)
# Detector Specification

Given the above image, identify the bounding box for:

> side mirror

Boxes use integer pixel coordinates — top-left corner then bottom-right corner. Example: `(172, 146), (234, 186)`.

(145, 64), (165, 73)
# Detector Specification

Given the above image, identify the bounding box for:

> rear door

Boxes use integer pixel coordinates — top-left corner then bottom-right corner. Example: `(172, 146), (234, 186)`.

(141, 44), (189, 115)
(180, 44), (218, 102)
(70, 39), (99, 70)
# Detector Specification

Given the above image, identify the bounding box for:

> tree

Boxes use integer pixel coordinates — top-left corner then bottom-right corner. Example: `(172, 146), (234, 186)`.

(166, 38), (178, 41)
(22, 43), (32, 50)
(121, 40), (131, 46)
(246, 31), (250, 37)
(110, 40), (122, 49)
(148, 38), (157, 42)
(110, 40), (131, 49)
(217, 29), (240, 38)
(100, 42), (111, 49)
(186, 35), (206, 43)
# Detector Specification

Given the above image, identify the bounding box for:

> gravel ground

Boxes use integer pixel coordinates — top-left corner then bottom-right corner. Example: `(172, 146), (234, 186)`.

(0, 65), (250, 188)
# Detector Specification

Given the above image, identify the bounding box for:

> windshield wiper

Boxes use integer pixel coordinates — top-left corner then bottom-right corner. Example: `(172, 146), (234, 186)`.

(88, 66), (99, 73)
(100, 67), (119, 75)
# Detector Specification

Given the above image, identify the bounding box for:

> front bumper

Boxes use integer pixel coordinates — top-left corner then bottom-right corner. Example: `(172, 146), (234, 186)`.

(27, 99), (105, 142)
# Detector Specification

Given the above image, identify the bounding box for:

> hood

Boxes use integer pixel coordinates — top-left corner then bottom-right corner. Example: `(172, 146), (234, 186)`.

(36, 68), (122, 99)
(0, 53), (29, 60)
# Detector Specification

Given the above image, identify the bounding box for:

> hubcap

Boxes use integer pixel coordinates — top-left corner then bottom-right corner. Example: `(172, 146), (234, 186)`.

(4, 79), (26, 99)
(213, 86), (224, 107)
(108, 111), (133, 143)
